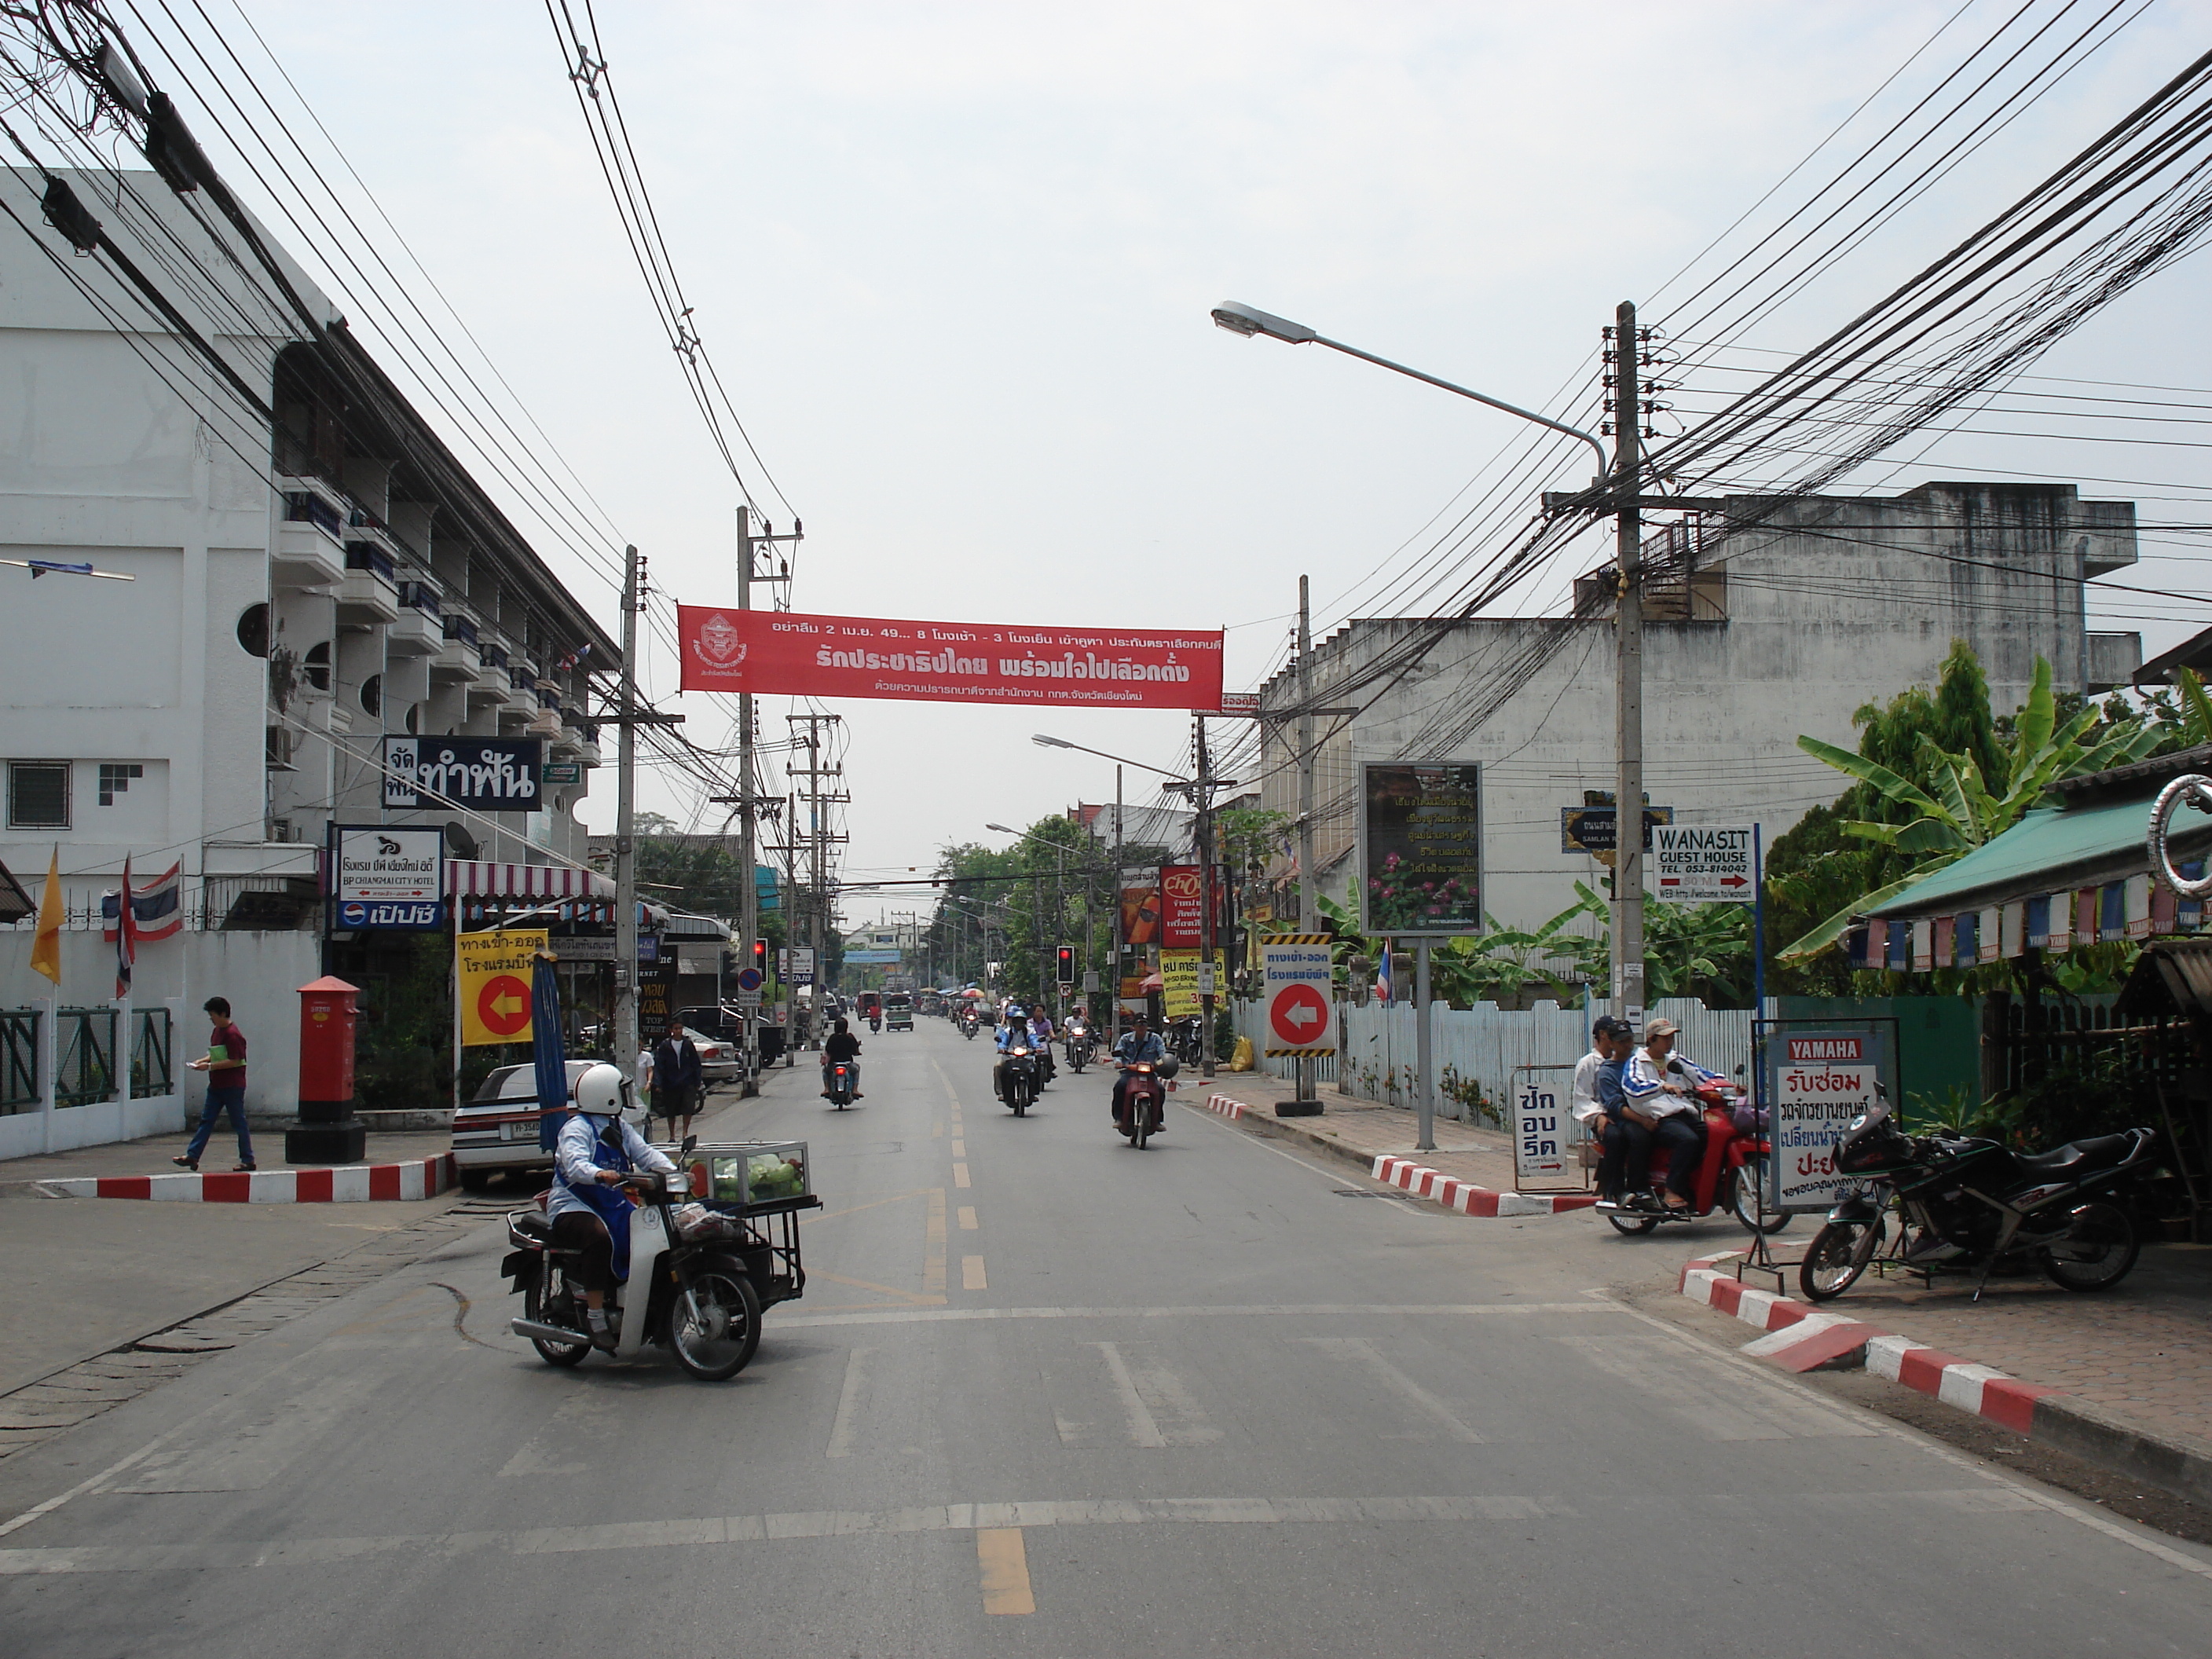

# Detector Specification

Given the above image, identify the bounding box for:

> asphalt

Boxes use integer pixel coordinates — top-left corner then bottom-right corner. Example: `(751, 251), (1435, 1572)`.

(2, 1020), (2208, 1656)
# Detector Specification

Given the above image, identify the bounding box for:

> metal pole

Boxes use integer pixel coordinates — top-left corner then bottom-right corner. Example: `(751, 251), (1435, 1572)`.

(1611, 301), (1645, 1031)
(1415, 937), (1434, 1152)
(736, 507), (760, 1093)
(613, 544), (641, 1088)
(1296, 572), (1316, 1104)
(1111, 765), (1124, 1053)
(1196, 716), (1218, 1080)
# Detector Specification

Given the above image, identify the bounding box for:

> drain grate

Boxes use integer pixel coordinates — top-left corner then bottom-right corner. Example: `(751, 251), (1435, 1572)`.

(1331, 1187), (1419, 1203)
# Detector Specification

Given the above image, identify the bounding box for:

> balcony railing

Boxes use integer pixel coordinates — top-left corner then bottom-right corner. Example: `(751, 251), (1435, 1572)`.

(131, 1006), (174, 1098)
(537, 687), (562, 709)
(284, 491), (345, 539)
(344, 541), (397, 581)
(443, 615), (479, 646)
(510, 665), (535, 692)
(0, 1009), (38, 1114)
(56, 1007), (116, 1108)
(480, 643), (509, 670)
(398, 580), (441, 617)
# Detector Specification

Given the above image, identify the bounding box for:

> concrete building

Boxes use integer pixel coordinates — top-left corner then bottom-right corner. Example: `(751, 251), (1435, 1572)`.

(1256, 482), (2141, 946)
(0, 168), (615, 1158)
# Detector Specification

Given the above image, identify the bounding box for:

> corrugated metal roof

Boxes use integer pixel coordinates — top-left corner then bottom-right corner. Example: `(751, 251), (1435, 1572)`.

(1866, 789), (2212, 918)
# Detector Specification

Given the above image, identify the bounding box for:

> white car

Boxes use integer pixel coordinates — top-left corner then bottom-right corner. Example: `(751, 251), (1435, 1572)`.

(452, 1060), (635, 1192)
(690, 1033), (741, 1085)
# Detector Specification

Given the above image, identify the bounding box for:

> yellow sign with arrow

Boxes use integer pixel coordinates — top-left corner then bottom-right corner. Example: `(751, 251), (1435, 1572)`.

(456, 928), (547, 1047)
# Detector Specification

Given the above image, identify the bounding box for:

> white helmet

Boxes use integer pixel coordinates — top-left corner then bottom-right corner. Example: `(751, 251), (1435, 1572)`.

(573, 1062), (630, 1118)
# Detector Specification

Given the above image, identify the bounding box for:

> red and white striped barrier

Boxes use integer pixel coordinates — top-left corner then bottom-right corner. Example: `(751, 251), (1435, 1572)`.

(1203, 1093), (1247, 1121)
(36, 1154), (457, 1205)
(1371, 1155), (1599, 1218)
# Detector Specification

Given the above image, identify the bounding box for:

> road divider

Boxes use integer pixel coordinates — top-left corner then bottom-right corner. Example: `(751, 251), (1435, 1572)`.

(1371, 1155), (1599, 1218)
(35, 1154), (457, 1204)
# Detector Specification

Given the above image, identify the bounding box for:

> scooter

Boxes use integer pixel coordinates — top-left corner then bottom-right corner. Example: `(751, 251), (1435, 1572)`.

(1000, 1042), (1041, 1116)
(822, 1060), (859, 1109)
(1064, 1020), (1093, 1074)
(503, 1146), (763, 1381)
(959, 1011), (980, 1041)
(1593, 1080), (1789, 1237)
(1115, 1057), (1178, 1148)
(867, 1013), (882, 1034)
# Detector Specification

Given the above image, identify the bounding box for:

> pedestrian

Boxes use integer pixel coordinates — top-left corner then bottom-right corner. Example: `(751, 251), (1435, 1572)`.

(650, 1019), (701, 1141)
(175, 995), (255, 1172)
(636, 1041), (654, 1098)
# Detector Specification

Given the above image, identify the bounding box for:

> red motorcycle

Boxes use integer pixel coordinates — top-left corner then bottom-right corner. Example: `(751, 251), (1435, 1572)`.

(1595, 1080), (1789, 1236)
(1115, 1058), (1178, 1149)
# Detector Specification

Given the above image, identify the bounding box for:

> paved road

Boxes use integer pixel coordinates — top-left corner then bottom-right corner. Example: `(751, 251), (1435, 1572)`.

(3, 1020), (2207, 1654)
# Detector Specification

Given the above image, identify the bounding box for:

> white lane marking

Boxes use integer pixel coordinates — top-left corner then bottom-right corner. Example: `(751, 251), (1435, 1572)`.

(1301, 1337), (1483, 1443)
(1170, 1095), (1434, 1207)
(1598, 1295), (2212, 1581)
(112, 1372), (385, 1493)
(825, 1346), (872, 1460)
(1093, 1342), (1166, 1447)
(1559, 1335), (1873, 1441)
(0, 1487), (2097, 1575)
(775, 1302), (1630, 1330)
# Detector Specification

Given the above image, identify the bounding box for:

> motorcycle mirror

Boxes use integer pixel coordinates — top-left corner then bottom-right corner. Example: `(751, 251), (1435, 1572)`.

(680, 1133), (697, 1155)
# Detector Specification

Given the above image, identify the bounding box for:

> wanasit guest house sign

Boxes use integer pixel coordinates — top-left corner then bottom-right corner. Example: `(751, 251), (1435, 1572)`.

(676, 607), (1225, 711)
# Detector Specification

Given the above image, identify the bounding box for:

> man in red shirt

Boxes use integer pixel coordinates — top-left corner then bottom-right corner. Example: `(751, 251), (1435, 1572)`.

(175, 995), (255, 1172)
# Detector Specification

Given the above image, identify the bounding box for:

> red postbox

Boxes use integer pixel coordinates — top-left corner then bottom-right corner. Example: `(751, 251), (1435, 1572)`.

(287, 976), (367, 1165)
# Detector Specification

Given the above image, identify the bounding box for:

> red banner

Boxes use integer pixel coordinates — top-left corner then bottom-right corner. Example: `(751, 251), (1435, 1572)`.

(677, 606), (1225, 711)
(1159, 865), (1205, 948)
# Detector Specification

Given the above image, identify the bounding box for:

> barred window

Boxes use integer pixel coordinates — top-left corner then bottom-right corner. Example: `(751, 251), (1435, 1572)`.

(8, 762), (69, 829)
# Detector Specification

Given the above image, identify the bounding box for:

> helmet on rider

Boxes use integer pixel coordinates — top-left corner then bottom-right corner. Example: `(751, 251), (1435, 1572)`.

(573, 1061), (630, 1120)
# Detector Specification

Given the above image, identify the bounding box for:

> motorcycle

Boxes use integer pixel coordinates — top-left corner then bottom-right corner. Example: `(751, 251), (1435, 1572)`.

(959, 1010), (980, 1041)
(504, 1149), (763, 1381)
(1064, 1020), (1093, 1074)
(825, 1060), (857, 1110)
(1800, 1099), (2156, 1302)
(1115, 1057), (1178, 1148)
(1593, 1079), (1789, 1237)
(1000, 1042), (1041, 1116)
(867, 1013), (882, 1034)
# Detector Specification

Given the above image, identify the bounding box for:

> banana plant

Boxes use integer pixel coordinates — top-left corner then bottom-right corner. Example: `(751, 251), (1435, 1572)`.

(1779, 657), (2161, 959)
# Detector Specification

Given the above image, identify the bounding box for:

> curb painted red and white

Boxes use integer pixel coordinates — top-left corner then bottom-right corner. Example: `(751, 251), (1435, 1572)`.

(35, 1153), (457, 1204)
(1203, 1093), (1247, 1121)
(1372, 1154), (1599, 1218)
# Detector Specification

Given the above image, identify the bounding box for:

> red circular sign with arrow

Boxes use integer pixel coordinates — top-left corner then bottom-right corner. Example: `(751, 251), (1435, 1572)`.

(1269, 983), (1330, 1046)
(476, 974), (533, 1040)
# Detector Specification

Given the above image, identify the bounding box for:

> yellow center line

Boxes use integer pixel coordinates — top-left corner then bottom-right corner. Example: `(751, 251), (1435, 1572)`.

(958, 1206), (978, 1230)
(962, 1254), (987, 1291)
(953, 1163), (971, 1188)
(924, 1187), (947, 1297)
(951, 1139), (967, 1158)
(976, 1527), (1035, 1615)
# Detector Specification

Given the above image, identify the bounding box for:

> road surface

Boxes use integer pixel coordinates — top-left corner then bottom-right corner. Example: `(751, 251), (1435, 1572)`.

(3, 1019), (2207, 1654)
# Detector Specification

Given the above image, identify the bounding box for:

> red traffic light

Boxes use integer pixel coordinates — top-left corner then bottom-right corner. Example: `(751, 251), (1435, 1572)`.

(1056, 946), (1075, 983)
(752, 939), (768, 974)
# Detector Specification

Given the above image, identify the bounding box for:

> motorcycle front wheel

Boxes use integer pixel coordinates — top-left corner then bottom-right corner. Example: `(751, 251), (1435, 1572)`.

(1800, 1218), (1881, 1301)
(2041, 1200), (2140, 1292)
(523, 1280), (591, 1368)
(1726, 1160), (1792, 1236)
(1606, 1211), (1659, 1236)
(670, 1266), (763, 1380)
(1011, 1079), (1028, 1117)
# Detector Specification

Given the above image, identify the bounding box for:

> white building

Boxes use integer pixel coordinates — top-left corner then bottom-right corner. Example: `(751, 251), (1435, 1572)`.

(0, 168), (615, 1158)
(1257, 481), (2141, 947)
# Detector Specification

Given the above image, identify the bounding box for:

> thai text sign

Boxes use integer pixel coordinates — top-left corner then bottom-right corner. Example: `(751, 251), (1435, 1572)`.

(676, 606), (1224, 712)
(1360, 764), (1480, 934)
(1159, 949), (1226, 1017)
(1652, 824), (1756, 903)
(1262, 936), (1335, 1057)
(1765, 1029), (1887, 1212)
(1514, 1073), (1572, 1185)
(383, 738), (543, 812)
(457, 928), (545, 1047)
(1159, 866), (1207, 948)
(331, 825), (443, 903)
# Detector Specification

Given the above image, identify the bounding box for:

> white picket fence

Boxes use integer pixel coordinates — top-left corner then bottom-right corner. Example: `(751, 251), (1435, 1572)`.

(1232, 997), (1756, 1126)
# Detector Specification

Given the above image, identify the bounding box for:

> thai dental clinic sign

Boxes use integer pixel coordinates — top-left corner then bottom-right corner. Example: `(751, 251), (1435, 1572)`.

(676, 606), (1225, 712)
(383, 738), (543, 811)
(1765, 1029), (1888, 1212)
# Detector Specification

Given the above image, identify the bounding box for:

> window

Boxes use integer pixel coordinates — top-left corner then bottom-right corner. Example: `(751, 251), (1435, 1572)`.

(236, 602), (269, 658)
(97, 763), (142, 806)
(359, 674), (381, 718)
(303, 641), (331, 692)
(8, 762), (69, 829)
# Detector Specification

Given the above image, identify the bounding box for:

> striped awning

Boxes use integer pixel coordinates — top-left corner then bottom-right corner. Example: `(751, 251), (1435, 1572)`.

(444, 859), (613, 899)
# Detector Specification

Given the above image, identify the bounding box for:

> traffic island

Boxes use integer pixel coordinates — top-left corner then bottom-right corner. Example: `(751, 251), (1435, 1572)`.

(35, 1153), (456, 1203)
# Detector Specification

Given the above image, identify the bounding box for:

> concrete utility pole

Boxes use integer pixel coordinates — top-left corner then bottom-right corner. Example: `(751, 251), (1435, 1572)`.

(734, 508), (759, 1090)
(613, 544), (641, 1084)
(1612, 302), (1645, 1028)
(1111, 766), (1124, 1053)
(787, 711), (847, 1046)
(1295, 572), (1317, 1107)
(1195, 716), (1220, 1080)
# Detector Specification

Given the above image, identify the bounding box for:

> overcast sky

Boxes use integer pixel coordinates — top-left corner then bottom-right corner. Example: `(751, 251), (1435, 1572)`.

(222, 0), (2212, 924)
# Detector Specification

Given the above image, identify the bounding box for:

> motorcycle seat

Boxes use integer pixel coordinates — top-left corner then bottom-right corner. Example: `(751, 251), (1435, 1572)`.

(510, 1210), (552, 1243)
(2016, 1133), (2136, 1172)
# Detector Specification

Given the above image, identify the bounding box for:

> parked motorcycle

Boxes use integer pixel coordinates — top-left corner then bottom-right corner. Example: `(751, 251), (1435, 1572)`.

(825, 1060), (857, 1110)
(1115, 1057), (1178, 1148)
(1000, 1042), (1042, 1116)
(504, 1149), (762, 1381)
(1800, 1100), (2156, 1302)
(1593, 1079), (1789, 1237)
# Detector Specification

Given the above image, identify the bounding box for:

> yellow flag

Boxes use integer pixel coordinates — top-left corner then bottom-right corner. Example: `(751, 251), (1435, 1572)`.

(30, 847), (62, 986)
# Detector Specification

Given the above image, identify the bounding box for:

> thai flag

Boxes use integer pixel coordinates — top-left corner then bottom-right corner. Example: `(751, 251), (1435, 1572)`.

(102, 859), (184, 944)
(1376, 939), (1393, 1005)
(113, 854), (136, 1001)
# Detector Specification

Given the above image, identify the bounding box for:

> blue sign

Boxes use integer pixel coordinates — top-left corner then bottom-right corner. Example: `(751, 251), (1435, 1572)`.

(735, 967), (764, 991)
(337, 899), (446, 931)
(844, 949), (903, 964)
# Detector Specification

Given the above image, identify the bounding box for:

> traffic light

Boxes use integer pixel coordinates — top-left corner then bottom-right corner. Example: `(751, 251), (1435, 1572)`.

(1056, 946), (1075, 985)
(752, 939), (768, 977)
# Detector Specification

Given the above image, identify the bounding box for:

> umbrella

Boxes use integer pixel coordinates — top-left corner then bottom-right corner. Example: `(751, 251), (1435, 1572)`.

(532, 952), (569, 1152)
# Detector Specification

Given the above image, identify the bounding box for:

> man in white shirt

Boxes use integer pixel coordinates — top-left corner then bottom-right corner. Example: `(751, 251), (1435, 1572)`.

(1621, 1017), (1721, 1212)
(1572, 1016), (1632, 1199)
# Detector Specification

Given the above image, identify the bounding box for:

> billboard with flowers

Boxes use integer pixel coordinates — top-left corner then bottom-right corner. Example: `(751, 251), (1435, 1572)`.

(1358, 764), (1480, 936)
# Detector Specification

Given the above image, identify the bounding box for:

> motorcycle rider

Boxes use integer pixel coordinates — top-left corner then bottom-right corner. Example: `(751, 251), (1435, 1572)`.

(1571, 1016), (1635, 1200)
(548, 1063), (679, 1346)
(993, 1002), (1031, 1100)
(1621, 1016), (1719, 1214)
(1111, 1016), (1167, 1137)
(1027, 1006), (1058, 1084)
(821, 1016), (863, 1100)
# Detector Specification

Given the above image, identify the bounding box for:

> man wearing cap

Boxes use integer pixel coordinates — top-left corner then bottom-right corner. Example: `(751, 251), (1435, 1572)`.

(1621, 1017), (1721, 1212)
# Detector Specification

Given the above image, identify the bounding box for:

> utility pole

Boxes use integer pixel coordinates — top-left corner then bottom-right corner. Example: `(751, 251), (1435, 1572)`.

(1295, 573), (1317, 1107)
(613, 544), (641, 1086)
(1611, 302), (1646, 1029)
(1194, 716), (1220, 1080)
(787, 712), (847, 1048)
(734, 508), (759, 1091)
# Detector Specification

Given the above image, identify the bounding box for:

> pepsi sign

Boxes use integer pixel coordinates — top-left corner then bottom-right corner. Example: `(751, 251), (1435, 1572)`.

(337, 899), (445, 931)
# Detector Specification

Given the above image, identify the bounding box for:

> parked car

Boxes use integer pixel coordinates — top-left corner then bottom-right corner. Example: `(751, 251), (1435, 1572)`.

(688, 1031), (741, 1085)
(451, 1060), (606, 1192)
(676, 1004), (741, 1043)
